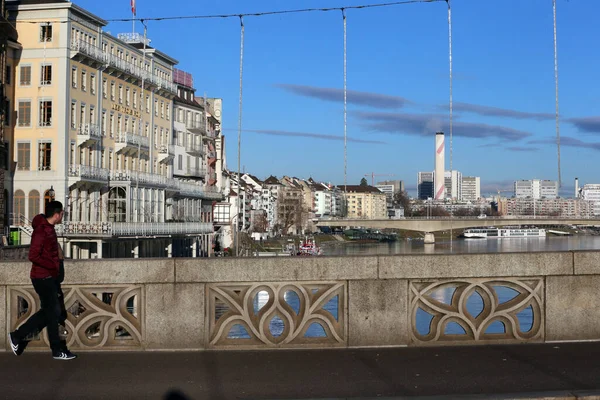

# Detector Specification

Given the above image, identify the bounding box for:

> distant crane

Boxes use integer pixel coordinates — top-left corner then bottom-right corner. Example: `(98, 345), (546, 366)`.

(364, 172), (395, 186)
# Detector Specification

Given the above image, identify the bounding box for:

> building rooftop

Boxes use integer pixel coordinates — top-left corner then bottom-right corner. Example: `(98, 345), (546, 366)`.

(338, 185), (384, 194)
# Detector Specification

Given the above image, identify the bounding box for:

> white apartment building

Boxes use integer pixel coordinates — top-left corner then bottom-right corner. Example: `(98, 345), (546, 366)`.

(514, 179), (558, 199)
(581, 184), (600, 215)
(444, 170), (462, 201)
(375, 184), (394, 208)
(314, 189), (332, 217)
(461, 176), (481, 202)
(500, 197), (592, 218)
(6, 1), (223, 258)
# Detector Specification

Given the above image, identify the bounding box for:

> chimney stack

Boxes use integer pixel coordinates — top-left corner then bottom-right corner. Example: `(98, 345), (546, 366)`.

(575, 177), (579, 199)
(434, 132), (445, 200)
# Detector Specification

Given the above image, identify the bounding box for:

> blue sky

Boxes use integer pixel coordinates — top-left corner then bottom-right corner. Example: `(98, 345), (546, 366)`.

(77, 0), (600, 197)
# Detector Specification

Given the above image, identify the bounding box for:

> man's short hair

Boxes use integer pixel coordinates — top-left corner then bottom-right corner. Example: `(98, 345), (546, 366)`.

(45, 201), (63, 218)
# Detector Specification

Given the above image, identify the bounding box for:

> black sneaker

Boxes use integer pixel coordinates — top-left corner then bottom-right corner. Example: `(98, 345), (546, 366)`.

(52, 350), (77, 360)
(9, 332), (27, 356)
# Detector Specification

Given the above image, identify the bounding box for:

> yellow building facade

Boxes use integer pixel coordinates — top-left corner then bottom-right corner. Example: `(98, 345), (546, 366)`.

(343, 186), (387, 219)
(8, 1), (223, 258)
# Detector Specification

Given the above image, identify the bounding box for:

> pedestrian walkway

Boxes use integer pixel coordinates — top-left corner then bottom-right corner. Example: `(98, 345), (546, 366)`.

(1, 342), (600, 399)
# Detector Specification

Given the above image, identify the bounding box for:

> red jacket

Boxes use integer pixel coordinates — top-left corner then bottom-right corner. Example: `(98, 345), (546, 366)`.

(29, 214), (60, 279)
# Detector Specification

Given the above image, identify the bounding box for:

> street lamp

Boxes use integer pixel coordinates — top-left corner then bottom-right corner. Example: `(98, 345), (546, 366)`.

(49, 185), (55, 201)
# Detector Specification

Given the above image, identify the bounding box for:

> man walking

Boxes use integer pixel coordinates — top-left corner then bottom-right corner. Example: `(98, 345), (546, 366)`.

(9, 201), (77, 360)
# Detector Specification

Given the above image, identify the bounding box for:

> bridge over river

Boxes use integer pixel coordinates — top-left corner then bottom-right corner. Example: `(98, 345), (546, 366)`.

(316, 216), (600, 233)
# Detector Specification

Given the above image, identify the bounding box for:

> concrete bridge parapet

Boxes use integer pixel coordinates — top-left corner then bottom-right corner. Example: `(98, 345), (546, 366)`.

(2, 251), (600, 351)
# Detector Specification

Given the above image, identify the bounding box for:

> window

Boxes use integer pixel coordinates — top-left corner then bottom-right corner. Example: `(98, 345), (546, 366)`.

(39, 100), (52, 127)
(90, 74), (96, 95)
(133, 90), (137, 108)
(20, 65), (31, 86)
(101, 110), (107, 135)
(117, 114), (122, 133)
(178, 155), (182, 170)
(71, 67), (77, 88)
(89, 106), (95, 125)
(160, 101), (164, 118)
(109, 113), (115, 137)
(166, 104), (170, 121)
(154, 99), (158, 116)
(126, 87), (130, 106)
(70, 101), (76, 129)
(40, 23), (52, 42)
(38, 142), (52, 171)
(145, 95), (150, 113)
(102, 79), (107, 99)
(81, 70), (87, 91)
(18, 100), (31, 127)
(5, 65), (10, 85)
(80, 104), (86, 126)
(17, 143), (30, 170)
(41, 65), (52, 85)
(28, 190), (40, 219)
(14, 190), (25, 218)
(110, 81), (116, 101)
(4, 100), (9, 126)
(118, 85), (123, 104)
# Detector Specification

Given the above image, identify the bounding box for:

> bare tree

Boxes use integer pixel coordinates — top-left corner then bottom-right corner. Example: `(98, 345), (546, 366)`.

(252, 211), (269, 233)
(393, 191), (411, 214)
(277, 191), (306, 235)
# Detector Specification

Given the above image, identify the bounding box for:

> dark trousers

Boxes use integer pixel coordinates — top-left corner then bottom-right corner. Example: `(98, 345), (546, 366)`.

(14, 277), (62, 352)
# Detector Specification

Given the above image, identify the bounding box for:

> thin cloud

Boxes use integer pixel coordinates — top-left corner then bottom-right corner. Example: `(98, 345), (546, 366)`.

(480, 180), (514, 195)
(529, 136), (600, 151)
(568, 116), (600, 134)
(275, 84), (412, 109)
(355, 111), (532, 141)
(506, 146), (539, 152)
(225, 128), (387, 144)
(438, 102), (554, 121)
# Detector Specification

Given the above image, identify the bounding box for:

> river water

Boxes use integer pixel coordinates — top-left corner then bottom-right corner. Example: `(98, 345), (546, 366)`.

(321, 235), (600, 256)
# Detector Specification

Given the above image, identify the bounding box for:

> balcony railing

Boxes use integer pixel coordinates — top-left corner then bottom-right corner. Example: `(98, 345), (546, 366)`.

(158, 143), (175, 155)
(77, 123), (102, 146)
(114, 132), (150, 150)
(110, 170), (167, 187)
(185, 142), (203, 155)
(68, 164), (109, 181)
(185, 167), (206, 177)
(56, 221), (213, 237)
(70, 39), (177, 95)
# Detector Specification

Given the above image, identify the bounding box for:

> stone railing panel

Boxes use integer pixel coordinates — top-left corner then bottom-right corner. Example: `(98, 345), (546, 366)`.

(64, 259), (175, 285)
(176, 256), (377, 283)
(409, 278), (544, 345)
(207, 281), (346, 348)
(9, 285), (143, 350)
(348, 279), (409, 347)
(0, 261), (34, 285)
(145, 283), (205, 350)
(546, 275), (600, 341)
(380, 253), (572, 279)
(573, 251), (600, 275)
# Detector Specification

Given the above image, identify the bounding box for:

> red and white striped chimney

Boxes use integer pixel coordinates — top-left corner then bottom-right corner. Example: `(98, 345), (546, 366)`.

(434, 131), (445, 200)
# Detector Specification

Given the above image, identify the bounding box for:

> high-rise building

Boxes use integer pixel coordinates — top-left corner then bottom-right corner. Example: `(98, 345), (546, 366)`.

(376, 180), (404, 193)
(418, 171), (434, 200)
(514, 179), (558, 199)
(444, 170), (462, 201)
(6, 0), (224, 258)
(461, 176), (481, 202)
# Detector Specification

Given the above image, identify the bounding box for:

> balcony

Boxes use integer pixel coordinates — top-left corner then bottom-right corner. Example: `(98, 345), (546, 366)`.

(158, 143), (175, 163)
(185, 141), (203, 156)
(176, 182), (223, 200)
(77, 123), (102, 147)
(114, 132), (149, 155)
(109, 170), (167, 188)
(68, 164), (109, 185)
(187, 121), (206, 135)
(70, 39), (177, 96)
(56, 221), (213, 237)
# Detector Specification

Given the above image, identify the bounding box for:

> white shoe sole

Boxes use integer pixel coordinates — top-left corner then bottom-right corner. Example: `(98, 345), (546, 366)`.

(9, 335), (19, 356)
